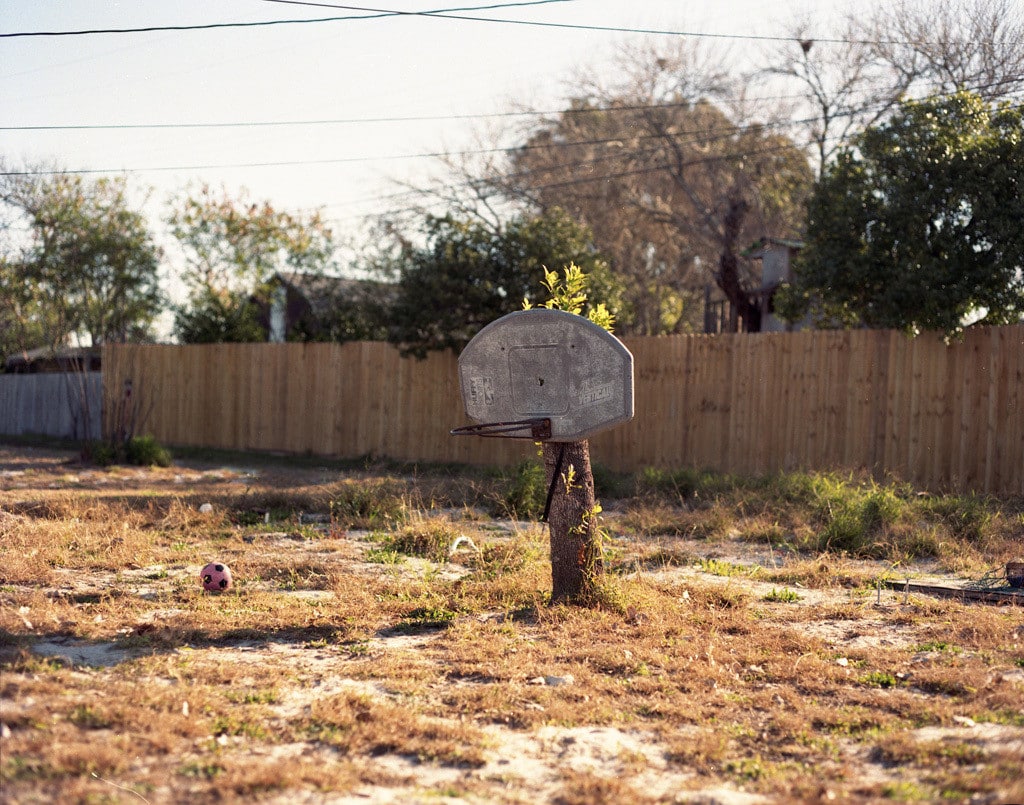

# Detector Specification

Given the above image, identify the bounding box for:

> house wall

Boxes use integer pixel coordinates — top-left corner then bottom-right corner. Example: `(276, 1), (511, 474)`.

(759, 243), (795, 333)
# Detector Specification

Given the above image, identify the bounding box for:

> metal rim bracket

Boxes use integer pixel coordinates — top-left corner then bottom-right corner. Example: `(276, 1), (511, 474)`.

(450, 418), (552, 440)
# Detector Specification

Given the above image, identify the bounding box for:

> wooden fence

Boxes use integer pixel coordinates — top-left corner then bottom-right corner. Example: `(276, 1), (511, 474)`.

(102, 324), (1024, 495)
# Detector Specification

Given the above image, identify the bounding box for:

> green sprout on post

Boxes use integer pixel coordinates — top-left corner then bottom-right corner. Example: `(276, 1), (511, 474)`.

(524, 263), (615, 333)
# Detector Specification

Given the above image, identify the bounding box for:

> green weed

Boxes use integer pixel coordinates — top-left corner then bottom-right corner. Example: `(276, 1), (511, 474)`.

(499, 461), (548, 519)
(366, 546), (402, 564)
(330, 479), (408, 529)
(922, 493), (993, 543)
(763, 587), (802, 603)
(881, 781), (930, 800)
(699, 558), (757, 577)
(914, 641), (962, 655)
(636, 466), (737, 503)
(397, 606), (459, 631)
(384, 519), (462, 562)
(179, 762), (225, 780)
(68, 704), (112, 730)
(859, 671), (899, 688)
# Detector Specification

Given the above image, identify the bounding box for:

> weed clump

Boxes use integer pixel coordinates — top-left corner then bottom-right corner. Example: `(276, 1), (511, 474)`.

(383, 518), (462, 562)
(330, 478), (408, 529)
(635, 466), (738, 504)
(627, 466), (1013, 565)
(498, 460), (548, 519)
(87, 434), (172, 467)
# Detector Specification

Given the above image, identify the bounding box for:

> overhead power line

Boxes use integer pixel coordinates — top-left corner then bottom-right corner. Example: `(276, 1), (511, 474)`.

(0, 96), (805, 132)
(316, 134), (848, 224)
(6, 85), (1020, 178)
(245, 1), (1024, 48)
(3, 0), (1018, 47)
(261, 0), (569, 11)
(0, 117), (823, 177)
(5, 76), (1020, 133)
(0, 0), (569, 39)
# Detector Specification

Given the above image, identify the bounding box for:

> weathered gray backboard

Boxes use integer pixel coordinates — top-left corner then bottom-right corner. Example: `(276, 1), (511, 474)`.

(457, 308), (634, 441)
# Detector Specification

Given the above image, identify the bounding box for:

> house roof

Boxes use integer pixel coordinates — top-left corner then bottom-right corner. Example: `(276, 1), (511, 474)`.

(4, 345), (102, 373)
(746, 237), (804, 258)
(274, 272), (394, 316)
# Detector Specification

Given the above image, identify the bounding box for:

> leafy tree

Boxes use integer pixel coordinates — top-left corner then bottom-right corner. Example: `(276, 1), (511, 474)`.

(0, 254), (51, 360)
(524, 264), (615, 332)
(0, 170), (163, 356)
(383, 208), (622, 357)
(168, 184), (337, 343)
(781, 92), (1024, 335)
(487, 44), (813, 333)
(172, 287), (265, 344)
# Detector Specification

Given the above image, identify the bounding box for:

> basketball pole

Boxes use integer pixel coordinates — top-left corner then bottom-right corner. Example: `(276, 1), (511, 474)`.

(453, 308), (633, 606)
(543, 440), (602, 604)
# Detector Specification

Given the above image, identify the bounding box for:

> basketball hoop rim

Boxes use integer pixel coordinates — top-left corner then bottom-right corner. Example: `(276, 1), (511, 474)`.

(450, 417), (552, 440)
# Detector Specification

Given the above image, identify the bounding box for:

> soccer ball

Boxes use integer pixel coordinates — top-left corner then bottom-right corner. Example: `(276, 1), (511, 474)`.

(200, 562), (232, 592)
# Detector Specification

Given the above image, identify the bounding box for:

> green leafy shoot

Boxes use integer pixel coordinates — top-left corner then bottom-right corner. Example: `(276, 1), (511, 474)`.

(523, 263), (615, 332)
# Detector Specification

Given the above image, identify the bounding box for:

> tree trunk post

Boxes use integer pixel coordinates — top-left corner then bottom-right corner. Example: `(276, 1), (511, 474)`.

(543, 440), (602, 604)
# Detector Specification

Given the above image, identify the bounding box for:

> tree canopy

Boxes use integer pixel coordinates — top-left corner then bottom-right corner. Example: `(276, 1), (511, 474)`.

(1, 171), (163, 357)
(167, 184), (338, 343)
(781, 91), (1024, 335)
(382, 208), (622, 357)
(435, 43), (813, 333)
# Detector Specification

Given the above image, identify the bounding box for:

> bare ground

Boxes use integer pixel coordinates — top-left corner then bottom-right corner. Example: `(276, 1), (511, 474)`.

(1, 445), (1023, 804)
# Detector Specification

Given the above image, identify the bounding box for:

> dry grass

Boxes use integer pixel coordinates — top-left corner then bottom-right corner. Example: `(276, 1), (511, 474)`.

(2, 444), (1023, 804)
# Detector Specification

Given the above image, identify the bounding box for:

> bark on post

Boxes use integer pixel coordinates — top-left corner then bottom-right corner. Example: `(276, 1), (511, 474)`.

(543, 440), (602, 603)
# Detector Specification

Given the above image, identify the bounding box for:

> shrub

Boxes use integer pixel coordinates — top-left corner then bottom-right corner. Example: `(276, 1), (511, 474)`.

(86, 440), (118, 467)
(124, 435), (172, 467)
(590, 463), (633, 500)
(923, 493), (993, 543)
(84, 435), (171, 468)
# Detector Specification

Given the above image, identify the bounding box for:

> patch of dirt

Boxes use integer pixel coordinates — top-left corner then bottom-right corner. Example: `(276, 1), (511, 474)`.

(30, 637), (138, 668)
(4, 445), (1023, 804)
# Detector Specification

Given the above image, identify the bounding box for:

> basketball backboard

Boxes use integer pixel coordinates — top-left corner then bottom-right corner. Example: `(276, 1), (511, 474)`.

(455, 308), (634, 441)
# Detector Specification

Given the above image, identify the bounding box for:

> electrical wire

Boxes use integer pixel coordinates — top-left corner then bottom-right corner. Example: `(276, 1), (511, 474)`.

(6, 86), (1019, 178)
(3, 0), (1019, 47)
(0, 95), (815, 132)
(262, 0), (570, 11)
(313, 134), (843, 224)
(253, 1), (1024, 48)
(4, 76), (1020, 134)
(0, 0), (570, 39)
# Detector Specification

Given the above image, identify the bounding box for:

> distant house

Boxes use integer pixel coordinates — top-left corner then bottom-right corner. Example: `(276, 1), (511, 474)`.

(4, 345), (102, 374)
(259, 272), (393, 343)
(748, 238), (804, 333)
(703, 238), (804, 334)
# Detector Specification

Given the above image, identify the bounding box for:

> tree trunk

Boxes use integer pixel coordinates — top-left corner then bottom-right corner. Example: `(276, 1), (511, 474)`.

(715, 193), (762, 333)
(718, 248), (762, 333)
(543, 440), (602, 603)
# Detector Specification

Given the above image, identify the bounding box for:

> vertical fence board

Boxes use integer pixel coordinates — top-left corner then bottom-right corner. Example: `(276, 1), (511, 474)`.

(985, 328), (1007, 494)
(1010, 326), (1024, 494)
(0, 372), (102, 440)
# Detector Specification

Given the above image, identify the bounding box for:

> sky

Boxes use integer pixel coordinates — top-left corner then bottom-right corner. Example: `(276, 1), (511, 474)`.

(1, 0), (863, 239)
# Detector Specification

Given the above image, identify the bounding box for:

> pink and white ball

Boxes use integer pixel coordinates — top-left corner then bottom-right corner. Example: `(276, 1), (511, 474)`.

(200, 562), (233, 592)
